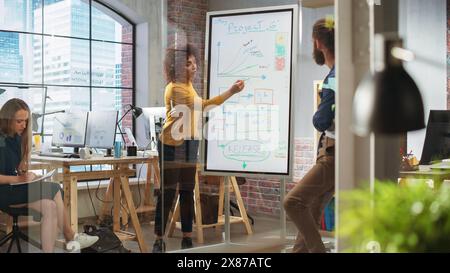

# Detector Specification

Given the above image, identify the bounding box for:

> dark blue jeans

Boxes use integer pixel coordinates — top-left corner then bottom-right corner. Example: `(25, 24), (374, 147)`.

(154, 140), (199, 236)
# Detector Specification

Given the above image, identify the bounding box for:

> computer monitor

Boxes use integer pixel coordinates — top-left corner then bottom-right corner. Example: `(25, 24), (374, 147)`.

(419, 110), (450, 165)
(51, 111), (88, 148)
(136, 107), (166, 150)
(86, 111), (119, 149)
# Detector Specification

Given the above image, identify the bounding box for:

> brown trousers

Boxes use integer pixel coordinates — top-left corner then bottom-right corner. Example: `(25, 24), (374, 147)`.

(284, 137), (335, 253)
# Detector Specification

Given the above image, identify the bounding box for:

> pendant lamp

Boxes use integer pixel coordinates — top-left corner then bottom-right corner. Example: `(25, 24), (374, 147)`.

(353, 34), (425, 136)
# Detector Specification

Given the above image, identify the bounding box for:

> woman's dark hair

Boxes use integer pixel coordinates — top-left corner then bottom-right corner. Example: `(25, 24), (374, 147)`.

(0, 98), (31, 170)
(313, 18), (335, 56)
(164, 43), (199, 83)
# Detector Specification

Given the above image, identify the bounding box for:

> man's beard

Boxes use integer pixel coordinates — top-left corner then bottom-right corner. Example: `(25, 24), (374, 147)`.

(313, 48), (325, 66)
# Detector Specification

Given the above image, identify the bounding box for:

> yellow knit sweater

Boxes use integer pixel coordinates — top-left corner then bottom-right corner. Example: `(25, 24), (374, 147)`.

(160, 82), (225, 146)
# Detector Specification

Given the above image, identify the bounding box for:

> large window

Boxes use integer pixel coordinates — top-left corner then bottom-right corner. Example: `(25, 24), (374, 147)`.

(0, 0), (134, 139)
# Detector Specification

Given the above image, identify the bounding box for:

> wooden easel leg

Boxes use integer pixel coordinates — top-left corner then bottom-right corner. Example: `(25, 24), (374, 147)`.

(142, 162), (153, 208)
(99, 177), (114, 223)
(63, 167), (78, 233)
(194, 172), (204, 244)
(230, 177), (253, 235)
(113, 173), (121, 233)
(120, 192), (129, 230)
(66, 175), (78, 233)
(152, 159), (161, 190)
(215, 177), (225, 235)
(217, 177), (225, 218)
(167, 195), (180, 237)
(120, 173), (148, 253)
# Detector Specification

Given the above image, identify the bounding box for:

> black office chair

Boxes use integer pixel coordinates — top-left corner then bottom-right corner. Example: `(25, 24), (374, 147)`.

(0, 207), (42, 253)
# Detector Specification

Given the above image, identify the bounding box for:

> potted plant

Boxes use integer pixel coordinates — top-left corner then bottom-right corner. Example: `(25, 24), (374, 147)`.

(339, 181), (450, 252)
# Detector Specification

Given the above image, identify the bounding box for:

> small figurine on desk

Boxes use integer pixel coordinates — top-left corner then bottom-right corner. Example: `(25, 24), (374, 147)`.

(400, 149), (419, 171)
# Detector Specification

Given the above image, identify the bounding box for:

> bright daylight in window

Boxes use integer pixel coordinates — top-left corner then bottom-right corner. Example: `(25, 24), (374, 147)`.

(0, 0), (134, 140)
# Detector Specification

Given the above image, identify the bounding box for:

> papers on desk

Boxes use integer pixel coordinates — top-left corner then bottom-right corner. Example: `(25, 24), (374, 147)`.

(12, 169), (56, 185)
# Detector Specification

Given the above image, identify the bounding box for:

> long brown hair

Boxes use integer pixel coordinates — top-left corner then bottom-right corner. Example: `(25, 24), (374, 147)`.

(0, 98), (31, 171)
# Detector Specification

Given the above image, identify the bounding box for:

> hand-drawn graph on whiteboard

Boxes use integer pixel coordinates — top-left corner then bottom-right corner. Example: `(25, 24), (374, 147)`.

(204, 6), (297, 177)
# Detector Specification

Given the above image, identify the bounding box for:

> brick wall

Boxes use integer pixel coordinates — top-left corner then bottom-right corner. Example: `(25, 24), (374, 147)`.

(121, 26), (134, 142)
(167, 0), (208, 96)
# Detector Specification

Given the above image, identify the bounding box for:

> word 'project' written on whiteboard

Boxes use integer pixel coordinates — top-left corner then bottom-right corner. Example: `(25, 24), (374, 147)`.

(204, 7), (296, 177)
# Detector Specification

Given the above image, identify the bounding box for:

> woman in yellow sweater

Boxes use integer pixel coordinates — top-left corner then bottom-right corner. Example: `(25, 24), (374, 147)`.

(153, 43), (244, 252)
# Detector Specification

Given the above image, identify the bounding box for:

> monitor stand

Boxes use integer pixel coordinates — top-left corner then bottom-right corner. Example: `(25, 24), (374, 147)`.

(105, 148), (113, 157)
(73, 147), (80, 155)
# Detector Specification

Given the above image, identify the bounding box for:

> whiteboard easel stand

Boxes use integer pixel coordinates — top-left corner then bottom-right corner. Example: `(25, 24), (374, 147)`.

(223, 176), (230, 244)
(168, 171), (253, 244)
(280, 177), (287, 242)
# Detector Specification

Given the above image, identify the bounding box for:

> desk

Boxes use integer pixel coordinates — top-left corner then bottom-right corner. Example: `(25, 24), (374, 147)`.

(399, 169), (450, 189)
(31, 155), (155, 253)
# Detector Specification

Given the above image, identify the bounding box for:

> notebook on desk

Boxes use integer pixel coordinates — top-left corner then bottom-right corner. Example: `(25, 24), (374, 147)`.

(13, 169), (56, 185)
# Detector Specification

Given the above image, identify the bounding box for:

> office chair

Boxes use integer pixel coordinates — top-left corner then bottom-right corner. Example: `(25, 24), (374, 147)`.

(0, 207), (42, 253)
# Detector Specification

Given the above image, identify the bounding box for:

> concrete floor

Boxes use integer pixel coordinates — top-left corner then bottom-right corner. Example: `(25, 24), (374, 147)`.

(0, 213), (335, 253)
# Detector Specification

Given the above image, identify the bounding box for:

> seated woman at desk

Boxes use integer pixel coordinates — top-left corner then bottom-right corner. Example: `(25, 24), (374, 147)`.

(0, 98), (98, 253)
(152, 43), (245, 252)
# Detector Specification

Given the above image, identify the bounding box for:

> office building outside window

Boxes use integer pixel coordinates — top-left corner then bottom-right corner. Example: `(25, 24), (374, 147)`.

(0, 0), (134, 140)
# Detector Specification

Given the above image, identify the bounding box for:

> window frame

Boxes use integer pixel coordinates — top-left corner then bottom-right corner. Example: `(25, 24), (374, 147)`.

(0, 0), (136, 140)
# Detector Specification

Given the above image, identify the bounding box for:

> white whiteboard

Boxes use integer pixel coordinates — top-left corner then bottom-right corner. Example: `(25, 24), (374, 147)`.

(204, 6), (297, 177)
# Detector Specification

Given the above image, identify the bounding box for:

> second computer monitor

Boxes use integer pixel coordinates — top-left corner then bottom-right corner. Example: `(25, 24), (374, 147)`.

(86, 110), (119, 149)
(142, 107), (166, 145)
(419, 110), (450, 165)
(51, 111), (89, 148)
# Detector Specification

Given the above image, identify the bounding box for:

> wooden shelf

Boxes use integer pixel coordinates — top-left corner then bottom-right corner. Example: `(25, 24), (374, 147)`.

(301, 0), (334, 8)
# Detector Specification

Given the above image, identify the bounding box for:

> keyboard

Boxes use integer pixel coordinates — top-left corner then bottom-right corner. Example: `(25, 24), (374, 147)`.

(39, 152), (80, 158)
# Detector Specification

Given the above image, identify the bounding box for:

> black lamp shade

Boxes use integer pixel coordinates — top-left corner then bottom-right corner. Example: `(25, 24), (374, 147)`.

(370, 66), (425, 134)
(131, 106), (143, 118)
(352, 35), (425, 136)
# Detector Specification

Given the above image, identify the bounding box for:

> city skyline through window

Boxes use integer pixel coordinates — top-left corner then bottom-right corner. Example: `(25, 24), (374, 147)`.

(0, 0), (134, 141)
